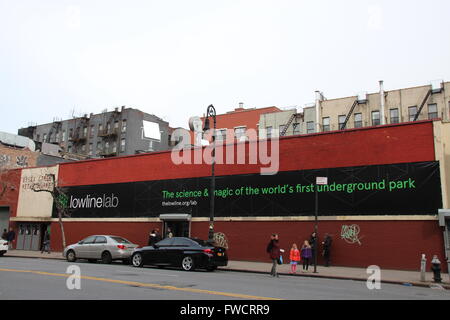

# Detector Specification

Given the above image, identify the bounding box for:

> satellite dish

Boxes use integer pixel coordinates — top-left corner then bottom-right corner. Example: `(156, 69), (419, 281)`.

(189, 116), (203, 132)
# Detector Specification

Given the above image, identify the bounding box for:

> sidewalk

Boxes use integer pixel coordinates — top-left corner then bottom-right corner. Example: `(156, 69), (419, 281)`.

(3, 250), (450, 289)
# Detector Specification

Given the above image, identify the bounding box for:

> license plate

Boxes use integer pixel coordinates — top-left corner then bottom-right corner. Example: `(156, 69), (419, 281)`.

(217, 253), (222, 256)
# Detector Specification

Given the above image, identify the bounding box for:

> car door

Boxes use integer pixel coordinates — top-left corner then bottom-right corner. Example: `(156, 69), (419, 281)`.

(90, 236), (108, 260)
(168, 238), (192, 266)
(147, 238), (173, 265)
(76, 236), (96, 259)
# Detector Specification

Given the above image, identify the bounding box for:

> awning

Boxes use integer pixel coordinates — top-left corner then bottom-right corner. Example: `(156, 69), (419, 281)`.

(159, 214), (192, 221)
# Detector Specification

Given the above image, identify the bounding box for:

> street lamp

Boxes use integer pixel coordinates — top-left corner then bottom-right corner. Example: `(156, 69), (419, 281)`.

(203, 104), (217, 241)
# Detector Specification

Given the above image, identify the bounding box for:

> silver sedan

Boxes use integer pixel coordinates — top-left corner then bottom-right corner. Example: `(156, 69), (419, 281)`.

(64, 235), (138, 264)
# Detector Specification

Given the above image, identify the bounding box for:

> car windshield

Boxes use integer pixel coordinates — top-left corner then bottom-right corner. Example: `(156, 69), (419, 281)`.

(110, 237), (131, 244)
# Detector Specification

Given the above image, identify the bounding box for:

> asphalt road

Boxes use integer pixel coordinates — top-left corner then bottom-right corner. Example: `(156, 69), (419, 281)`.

(1, 257), (450, 300)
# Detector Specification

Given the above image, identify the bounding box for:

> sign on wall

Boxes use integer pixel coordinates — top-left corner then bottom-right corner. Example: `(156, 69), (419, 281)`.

(57, 161), (442, 218)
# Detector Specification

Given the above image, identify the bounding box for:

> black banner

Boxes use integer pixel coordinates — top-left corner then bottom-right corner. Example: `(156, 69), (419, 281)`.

(56, 161), (442, 218)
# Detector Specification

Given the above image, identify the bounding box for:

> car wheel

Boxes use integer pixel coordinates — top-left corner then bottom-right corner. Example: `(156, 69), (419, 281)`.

(101, 251), (112, 264)
(132, 253), (144, 267)
(0, 252), (4, 257)
(181, 256), (195, 271)
(66, 250), (77, 262)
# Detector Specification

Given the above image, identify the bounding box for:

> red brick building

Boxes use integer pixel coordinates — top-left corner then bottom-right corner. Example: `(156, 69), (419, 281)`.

(3, 120), (450, 272)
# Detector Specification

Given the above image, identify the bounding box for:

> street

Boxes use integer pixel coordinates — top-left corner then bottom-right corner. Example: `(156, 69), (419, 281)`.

(0, 257), (449, 300)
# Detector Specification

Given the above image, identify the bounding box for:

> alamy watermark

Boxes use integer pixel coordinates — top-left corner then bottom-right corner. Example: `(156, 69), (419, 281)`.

(170, 127), (280, 175)
(66, 265), (81, 290)
(366, 265), (381, 290)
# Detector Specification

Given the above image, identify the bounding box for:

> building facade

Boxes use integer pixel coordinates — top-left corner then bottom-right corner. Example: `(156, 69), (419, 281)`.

(4, 119), (450, 272)
(18, 107), (171, 159)
(259, 80), (450, 138)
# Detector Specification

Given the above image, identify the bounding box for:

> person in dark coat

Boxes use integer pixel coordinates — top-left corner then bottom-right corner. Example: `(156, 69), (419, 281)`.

(148, 229), (157, 246)
(41, 229), (51, 254)
(309, 232), (318, 265)
(6, 227), (15, 249)
(266, 234), (281, 277)
(322, 234), (332, 267)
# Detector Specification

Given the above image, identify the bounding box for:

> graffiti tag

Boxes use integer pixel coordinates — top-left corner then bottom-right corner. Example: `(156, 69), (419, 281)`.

(341, 224), (362, 245)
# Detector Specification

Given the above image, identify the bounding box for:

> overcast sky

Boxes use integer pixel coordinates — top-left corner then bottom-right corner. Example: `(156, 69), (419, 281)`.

(1, 0), (449, 134)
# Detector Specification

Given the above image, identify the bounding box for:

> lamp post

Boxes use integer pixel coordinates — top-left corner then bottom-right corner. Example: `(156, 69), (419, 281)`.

(203, 104), (216, 241)
(314, 176), (327, 273)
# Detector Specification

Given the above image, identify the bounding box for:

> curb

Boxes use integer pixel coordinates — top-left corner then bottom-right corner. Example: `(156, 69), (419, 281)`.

(4, 252), (450, 290)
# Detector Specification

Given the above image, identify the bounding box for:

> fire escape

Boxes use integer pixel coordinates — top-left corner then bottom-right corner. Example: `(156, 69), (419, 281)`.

(340, 94), (368, 130)
(98, 109), (121, 157)
(280, 113), (303, 136)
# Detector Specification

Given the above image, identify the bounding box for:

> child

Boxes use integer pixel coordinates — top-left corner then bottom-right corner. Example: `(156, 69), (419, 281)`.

(289, 243), (301, 274)
(301, 240), (312, 272)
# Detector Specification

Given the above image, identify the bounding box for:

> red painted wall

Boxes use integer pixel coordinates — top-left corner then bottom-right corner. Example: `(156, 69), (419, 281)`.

(58, 121), (436, 187)
(50, 219), (446, 272)
(0, 168), (21, 219)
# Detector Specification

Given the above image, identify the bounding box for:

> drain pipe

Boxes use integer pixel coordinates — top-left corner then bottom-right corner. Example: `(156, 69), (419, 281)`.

(379, 80), (386, 125)
(315, 91), (322, 133)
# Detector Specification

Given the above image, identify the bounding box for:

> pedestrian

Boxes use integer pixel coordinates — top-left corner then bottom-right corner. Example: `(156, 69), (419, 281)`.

(1, 229), (7, 240)
(289, 243), (301, 274)
(148, 229), (157, 246)
(6, 227), (15, 250)
(301, 240), (312, 272)
(322, 233), (332, 267)
(41, 228), (51, 254)
(165, 227), (173, 238)
(154, 228), (162, 242)
(309, 232), (318, 265)
(266, 233), (281, 277)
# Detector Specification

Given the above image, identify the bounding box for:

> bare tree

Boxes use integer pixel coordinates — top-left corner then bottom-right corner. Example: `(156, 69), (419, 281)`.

(31, 173), (70, 249)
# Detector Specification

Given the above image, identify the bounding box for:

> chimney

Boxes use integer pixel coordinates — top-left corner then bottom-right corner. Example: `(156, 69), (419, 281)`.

(315, 91), (322, 133)
(379, 80), (386, 125)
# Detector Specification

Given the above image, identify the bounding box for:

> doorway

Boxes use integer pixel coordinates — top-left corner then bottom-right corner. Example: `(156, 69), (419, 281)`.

(163, 220), (190, 238)
(16, 223), (47, 251)
(0, 207), (9, 237)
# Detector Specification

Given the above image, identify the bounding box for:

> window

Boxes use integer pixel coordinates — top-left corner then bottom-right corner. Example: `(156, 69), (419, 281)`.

(105, 141), (109, 151)
(120, 139), (126, 152)
(80, 236), (96, 244)
(338, 115), (346, 130)
(83, 126), (87, 137)
(62, 130), (66, 142)
(322, 117), (330, 132)
(371, 111), (380, 126)
(36, 134), (40, 141)
(88, 143), (93, 156)
(114, 121), (119, 130)
(428, 103), (438, 119)
(112, 141), (117, 153)
(94, 236), (107, 244)
(354, 113), (362, 128)
(293, 123), (300, 135)
(234, 126), (246, 141)
(409, 106), (418, 121)
(99, 123), (103, 133)
(90, 125), (95, 137)
(81, 144), (86, 153)
(68, 145), (72, 153)
(121, 120), (127, 133)
(390, 108), (399, 124)
(266, 126), (273, 139)
(43, 133), (47, 142)
(306, 121), (315, 134)
(97, 141), (102, 153)
(106, 122), (111, 133)
(56, 131), (60, 142)
(69, 128), (73, 138)
(155, 238), (174, 247)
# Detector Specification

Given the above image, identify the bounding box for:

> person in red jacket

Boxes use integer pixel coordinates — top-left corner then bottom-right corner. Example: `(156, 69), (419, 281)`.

(289, 243), (301, 274)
